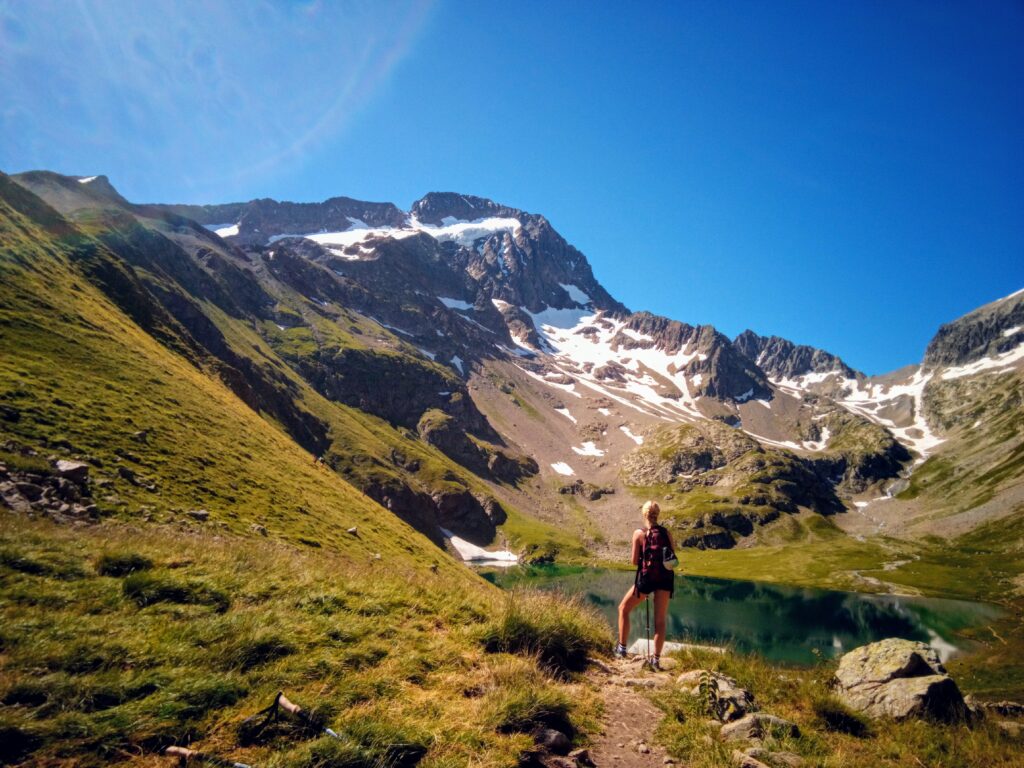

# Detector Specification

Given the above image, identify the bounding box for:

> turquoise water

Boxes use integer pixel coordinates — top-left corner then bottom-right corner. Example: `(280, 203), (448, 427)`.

(481, 566), (1002, 665)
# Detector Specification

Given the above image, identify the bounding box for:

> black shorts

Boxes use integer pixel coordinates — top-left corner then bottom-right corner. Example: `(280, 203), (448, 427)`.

(635, 569), (674, 597)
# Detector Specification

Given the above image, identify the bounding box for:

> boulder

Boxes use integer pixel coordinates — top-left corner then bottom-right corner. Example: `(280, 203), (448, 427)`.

(732, 750), (770, 768)
(720, 714), (799, 742)
(14, 482), (43, 502)
(535, 728), (571, 755)
(55, 460), (90, 485)
(676, 669), (756, 721)
(833, 638), (968, 721)
(628, 639), (725, 656)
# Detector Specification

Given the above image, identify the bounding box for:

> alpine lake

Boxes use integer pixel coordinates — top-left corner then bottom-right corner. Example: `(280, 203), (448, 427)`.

(480, 565), (1003, 665)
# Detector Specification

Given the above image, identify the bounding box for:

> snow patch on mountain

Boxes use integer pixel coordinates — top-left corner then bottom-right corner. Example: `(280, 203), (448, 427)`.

(572, 441), (605, 457)
(439, 297), (474, 311)
(559, 283), (593, 306)
(298, 215), (522, 251)
(837, 369), (944, 460)
(212, 223), (240, 238)
(518, 310), (707, 421)
(620, 425), (644, 445)
(939, 339), (1024, 380)
(554, 406), (578, 423)
(441, 529), (517, 565)
(550, 462), (575, 476)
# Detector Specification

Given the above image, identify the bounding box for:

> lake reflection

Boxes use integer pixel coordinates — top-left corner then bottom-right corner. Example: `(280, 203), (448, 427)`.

(481, 567), (1002, 665)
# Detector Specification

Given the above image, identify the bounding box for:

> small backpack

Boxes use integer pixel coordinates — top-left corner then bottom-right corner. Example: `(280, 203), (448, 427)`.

(640, 525), (676, 577)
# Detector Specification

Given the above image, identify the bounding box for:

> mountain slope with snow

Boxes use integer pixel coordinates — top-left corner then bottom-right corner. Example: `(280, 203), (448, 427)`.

(13, 170), (1024, 556)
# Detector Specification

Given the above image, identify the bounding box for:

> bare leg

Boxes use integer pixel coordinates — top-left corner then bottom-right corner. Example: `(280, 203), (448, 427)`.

(617, 586), (644, 647)
(653, 590), (671, 657)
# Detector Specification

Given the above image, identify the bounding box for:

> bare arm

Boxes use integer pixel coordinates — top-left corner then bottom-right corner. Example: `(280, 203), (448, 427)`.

(630, 529), (644, 566)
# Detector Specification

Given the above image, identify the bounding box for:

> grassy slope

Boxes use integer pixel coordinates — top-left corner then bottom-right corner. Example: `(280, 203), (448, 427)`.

(6, 172), (578, 557)
(0, 178), (605, 765)
(0, 517), (605, 768)
(901, 370), (1023, 517)
(655, 647), (1024, 768)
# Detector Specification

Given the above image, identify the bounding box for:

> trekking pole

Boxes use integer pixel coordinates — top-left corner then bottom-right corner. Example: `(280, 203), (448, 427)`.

(645, 595), (651, 664)
(277, 692), (342, 740)
(164, 746), (252, 768)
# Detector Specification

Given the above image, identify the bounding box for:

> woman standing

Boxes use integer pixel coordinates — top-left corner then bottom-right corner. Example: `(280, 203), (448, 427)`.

(615, 501), (675, 669)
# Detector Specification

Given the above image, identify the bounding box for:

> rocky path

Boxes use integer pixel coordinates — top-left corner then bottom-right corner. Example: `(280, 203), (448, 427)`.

(587, 657), (678, 768)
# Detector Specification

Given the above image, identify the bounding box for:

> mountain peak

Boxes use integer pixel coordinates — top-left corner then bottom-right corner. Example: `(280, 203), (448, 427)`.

(923, 288), (1024, 368)
(411, 192), (516, 225)
(734, 329), (859, 381)
(13, 170), (130, 209)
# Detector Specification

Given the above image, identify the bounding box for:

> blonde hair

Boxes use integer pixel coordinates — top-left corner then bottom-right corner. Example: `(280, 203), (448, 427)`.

(642, 500), (660, 524)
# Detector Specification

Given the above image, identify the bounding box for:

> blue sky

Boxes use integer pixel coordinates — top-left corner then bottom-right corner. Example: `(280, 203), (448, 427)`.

(2, 0), (1022, 374)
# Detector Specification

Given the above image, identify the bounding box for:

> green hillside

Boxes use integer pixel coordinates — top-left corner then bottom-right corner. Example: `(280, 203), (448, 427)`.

(0, 175), (604, 765)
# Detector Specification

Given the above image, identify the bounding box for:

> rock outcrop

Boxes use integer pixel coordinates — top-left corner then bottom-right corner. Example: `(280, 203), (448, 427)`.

(923, 289), (1024, 368)
(733, 330), (858, 381)
(832, 638), (969, 721)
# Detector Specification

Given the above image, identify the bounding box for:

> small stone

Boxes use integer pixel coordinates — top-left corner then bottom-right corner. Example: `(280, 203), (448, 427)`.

(983, 700), (1024, 717)
(536, 728), (571, 755)
(636, 743), (651, 754)
(767, 752), (804, 768)
(732, 749), (770, 768)
(187, 509), (210, 521)
(997, 720), (1022, 739)
(569, 748), (595, 767)
(250, 523), (268, 536)
(663, 758), (675, 765)
(347, 526), (358, 535)
(721, 714), (799, 743)
(623, 678), (660, 688)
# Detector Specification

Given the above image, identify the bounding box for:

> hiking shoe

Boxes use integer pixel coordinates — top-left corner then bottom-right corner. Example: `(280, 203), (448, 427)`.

(647, 657), (662, 671)
(613, 643), (628, 659)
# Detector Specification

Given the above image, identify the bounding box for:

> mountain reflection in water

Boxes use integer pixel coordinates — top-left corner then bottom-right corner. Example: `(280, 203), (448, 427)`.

(482, 566), (1002, 665)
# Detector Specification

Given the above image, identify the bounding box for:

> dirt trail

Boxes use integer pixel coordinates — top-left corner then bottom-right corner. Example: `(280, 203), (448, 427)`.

(587, 657), (678, 768)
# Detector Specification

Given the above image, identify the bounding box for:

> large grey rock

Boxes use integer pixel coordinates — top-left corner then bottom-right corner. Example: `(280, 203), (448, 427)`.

(55, 460), (90, 485)
(833, 638), (968, 721)
(720, 713), (799, 742)
(535, 728), (571, 755)
(677, 669), (756, 721)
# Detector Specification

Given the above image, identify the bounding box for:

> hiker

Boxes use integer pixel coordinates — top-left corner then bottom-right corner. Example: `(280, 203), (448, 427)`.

(615, 500), (676, 669)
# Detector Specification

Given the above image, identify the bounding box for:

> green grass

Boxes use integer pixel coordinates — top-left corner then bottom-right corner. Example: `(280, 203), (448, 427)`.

(0, 172), (605, 766)
(654, 647), (1024, 768)
(0, 516), (602, 767)
(478, 590), (608, 677)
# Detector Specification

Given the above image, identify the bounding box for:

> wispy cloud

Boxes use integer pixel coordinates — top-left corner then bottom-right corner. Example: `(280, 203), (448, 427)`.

(0, 0), (435, 199)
